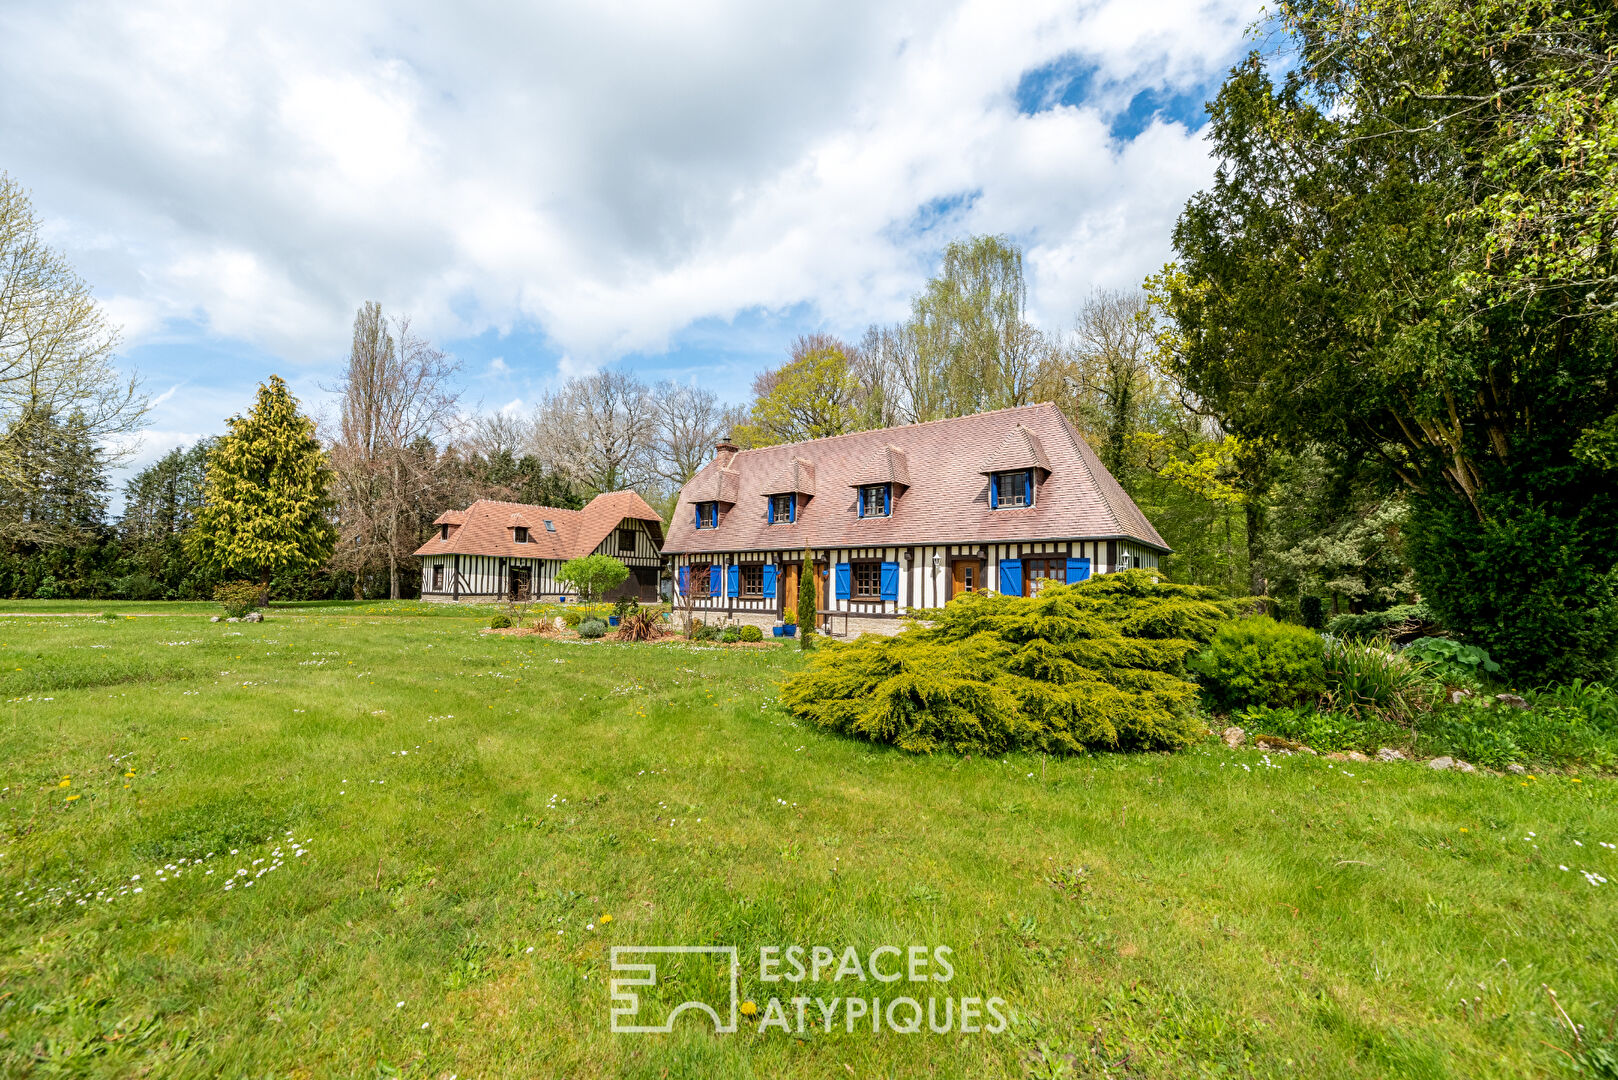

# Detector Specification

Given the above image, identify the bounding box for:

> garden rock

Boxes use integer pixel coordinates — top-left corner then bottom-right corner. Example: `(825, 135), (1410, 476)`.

(1325, 750), (1370, 763)
(1494, 693), (1528, 709)
(1426, 756), (1473, 772)
(1506, 763), (1528, 775)
(1256, 734), (1315, 755)
(1447, 689), (1473, 705)
(226, 616), (240, 623)
(1376, 748), (1406, 762)
(244, 611), (264, 623)
(1221, 726), (1245, 748)
(209, 615), (221, 623)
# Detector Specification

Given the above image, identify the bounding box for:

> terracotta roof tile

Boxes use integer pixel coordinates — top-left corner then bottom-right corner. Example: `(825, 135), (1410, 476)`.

(413, 490), (663, 560)
(664, 402), (1168, 555)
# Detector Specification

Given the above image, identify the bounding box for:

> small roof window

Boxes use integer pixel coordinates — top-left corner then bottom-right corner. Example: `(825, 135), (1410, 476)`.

(543, 520), (555, 531)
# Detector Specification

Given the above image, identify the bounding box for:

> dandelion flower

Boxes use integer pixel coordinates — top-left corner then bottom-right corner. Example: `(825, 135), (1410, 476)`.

(65, 794), (79, 802)
(58, 779), (70, 789)
(601, 914), (612, 924)
(740, 1001), (758, 1017)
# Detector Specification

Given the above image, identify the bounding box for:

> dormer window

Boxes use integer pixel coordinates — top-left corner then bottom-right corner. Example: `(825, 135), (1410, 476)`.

(439, 524), (449, 541)
(990, 471), (1034, 509)
(543, 519), (555, 532)
(513, 526), (529, 543)
(693, 501), (719, 529)
(858, 484), (890, 518)
(768, 493), (795, 524)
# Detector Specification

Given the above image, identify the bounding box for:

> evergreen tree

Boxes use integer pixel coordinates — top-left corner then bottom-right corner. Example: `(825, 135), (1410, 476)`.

(797, 548), (817, 646)
(186, 376), (336, 590)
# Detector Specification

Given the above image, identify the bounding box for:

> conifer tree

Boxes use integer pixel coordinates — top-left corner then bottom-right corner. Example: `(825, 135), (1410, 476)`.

(187, 376), (335, 590)
(797, 548), (816, 646)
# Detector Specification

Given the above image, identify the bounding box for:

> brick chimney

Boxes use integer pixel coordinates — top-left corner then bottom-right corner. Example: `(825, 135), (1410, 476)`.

(714, 437), (739, 468)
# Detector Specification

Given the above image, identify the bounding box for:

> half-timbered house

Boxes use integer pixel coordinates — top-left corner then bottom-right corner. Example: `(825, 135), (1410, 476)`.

(661, 402), (1169, 636)
(414, 490), (664, 603)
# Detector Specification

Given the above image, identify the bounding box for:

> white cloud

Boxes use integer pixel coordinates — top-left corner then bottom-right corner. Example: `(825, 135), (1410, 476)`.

(0, 0), (1258, 370)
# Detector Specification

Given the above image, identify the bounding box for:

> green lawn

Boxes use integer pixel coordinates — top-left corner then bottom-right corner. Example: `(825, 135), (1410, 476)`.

(1, 604), (1613, 1078)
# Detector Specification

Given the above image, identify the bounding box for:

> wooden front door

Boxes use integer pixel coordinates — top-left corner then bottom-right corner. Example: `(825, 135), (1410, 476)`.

(780, 563), (799, 616)
(950, 560), (980, 600)
(509, 566), (531, 601)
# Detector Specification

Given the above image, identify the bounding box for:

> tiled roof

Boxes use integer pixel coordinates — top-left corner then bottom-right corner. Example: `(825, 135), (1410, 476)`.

(663, 402), (1168, 555)
(849, 445), (910, 487)
(412, 489), (663, 561)
(763, 457), (816, 496)
(980, 425), (1050, 473)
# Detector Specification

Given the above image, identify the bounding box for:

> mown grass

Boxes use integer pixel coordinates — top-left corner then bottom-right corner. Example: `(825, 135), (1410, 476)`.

(0, 604), (1614, 1078)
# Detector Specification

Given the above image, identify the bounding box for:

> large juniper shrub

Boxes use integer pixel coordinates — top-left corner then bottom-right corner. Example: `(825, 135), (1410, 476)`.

(779, 570), (1229, 754)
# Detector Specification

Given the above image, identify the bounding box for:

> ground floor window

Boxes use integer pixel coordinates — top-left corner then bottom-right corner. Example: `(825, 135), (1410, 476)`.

(1025, 556), (1065, 595)
(852, 561), (881, 599)
(741, 563), (764, 596)
(689, 563), (712, 597)
(432, 564), (443, 590)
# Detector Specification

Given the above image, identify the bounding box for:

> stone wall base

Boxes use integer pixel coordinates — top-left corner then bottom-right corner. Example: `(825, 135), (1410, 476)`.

(688, 610), (905, 638)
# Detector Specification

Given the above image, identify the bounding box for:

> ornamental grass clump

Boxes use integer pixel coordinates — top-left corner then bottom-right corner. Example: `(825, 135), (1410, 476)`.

(780, 570), (1229, 754)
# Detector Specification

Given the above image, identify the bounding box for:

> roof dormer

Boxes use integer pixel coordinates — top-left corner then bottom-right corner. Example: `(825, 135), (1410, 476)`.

(979, 424), (1050, 476)
(847, 444), (910, 489)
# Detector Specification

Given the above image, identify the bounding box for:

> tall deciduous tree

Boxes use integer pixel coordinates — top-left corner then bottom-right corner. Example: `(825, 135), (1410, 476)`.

(0, 173), (145, 527)
(1152, 2), (1618, 680)
(735, 337), (863, 447)
(327, 303), (460, 599)
(530, 370), (657, 494)
(188, 376), (336, 590)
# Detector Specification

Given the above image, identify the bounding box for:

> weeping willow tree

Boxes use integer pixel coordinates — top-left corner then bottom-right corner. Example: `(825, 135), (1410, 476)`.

(781, 570), (1232, 754)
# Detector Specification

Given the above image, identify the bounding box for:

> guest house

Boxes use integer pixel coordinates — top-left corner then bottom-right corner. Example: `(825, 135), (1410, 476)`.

(415, 490), (664, 603)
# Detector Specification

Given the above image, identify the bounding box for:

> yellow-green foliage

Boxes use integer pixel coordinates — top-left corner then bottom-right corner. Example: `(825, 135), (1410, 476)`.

(780, 570), (1229, 754)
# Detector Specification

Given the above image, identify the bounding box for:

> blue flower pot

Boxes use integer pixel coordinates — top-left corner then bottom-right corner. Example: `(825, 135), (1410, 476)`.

(772, 625), (784, 637)
(782, 624), (797, 638)
(608, 616), (620, 626)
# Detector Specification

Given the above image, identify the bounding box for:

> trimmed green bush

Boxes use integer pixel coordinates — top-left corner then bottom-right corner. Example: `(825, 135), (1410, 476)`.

(720, 626), (741, 643)
(489, 614), (512, 629)
(214, 581), (264, 619)
(1189, 616), (1324, 710)
(780, 569), (1230, 754)
(578, 618), (608, 639)
(739, 625), (763, 642)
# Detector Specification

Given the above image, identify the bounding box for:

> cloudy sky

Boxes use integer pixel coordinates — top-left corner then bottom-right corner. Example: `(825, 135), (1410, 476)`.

(0, 0), (1261, 489)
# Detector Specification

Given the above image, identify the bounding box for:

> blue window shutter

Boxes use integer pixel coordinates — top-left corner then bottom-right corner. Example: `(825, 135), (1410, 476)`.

(1000, 558), (1022, 596)
(678, 566), (689, 594)
(834, 562), (851, 601)
(767, 498), (775, 524)
(709, 504), (718, 528)
(709, 565), (722, 595)
(883, 485), (890, 515)
(1025, 472), (1033, 505)
(727, 565), (739, 597)
(880, 561), (899, 601)
(762, 564), (776, 598)
(788, 496), (796, 523)
(694, 504), (701, 529)
(857, 489), (864, 518)
(989, 475), (999, 509)
(1066, 557), (1091, 583)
